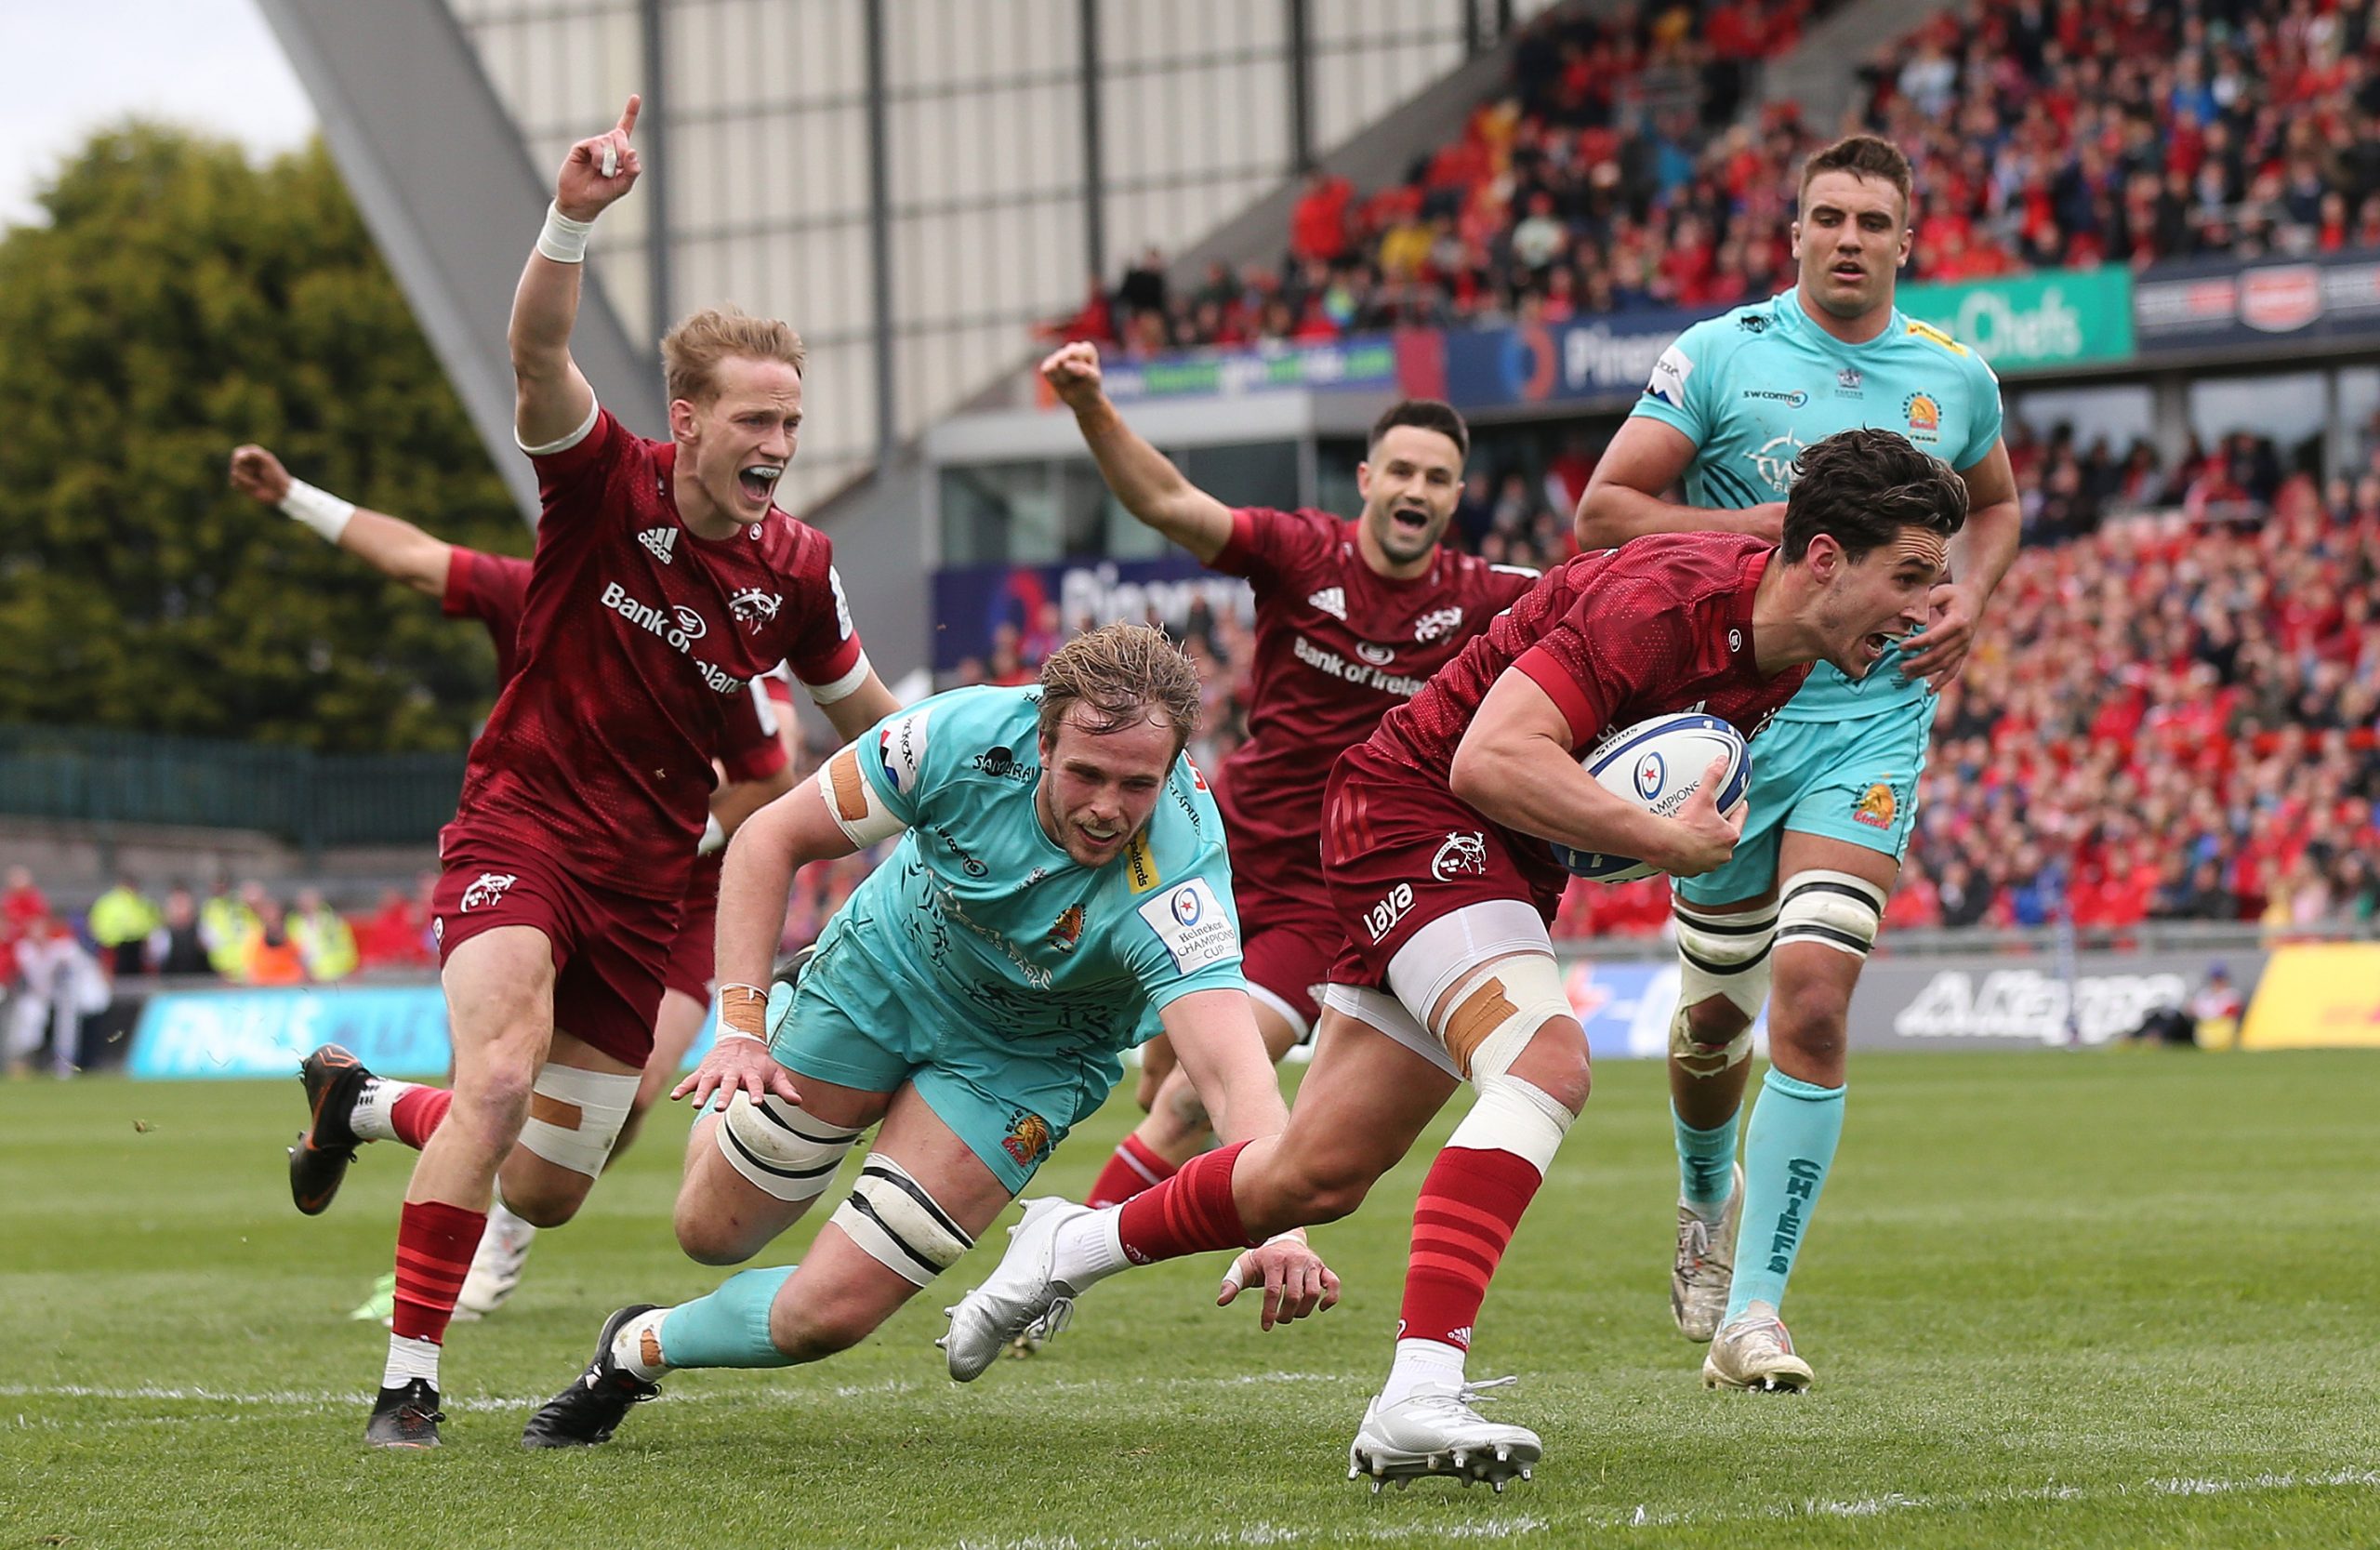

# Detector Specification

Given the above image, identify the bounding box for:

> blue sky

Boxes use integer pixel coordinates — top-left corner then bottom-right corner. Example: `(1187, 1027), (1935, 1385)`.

(3, 0), (315, 228)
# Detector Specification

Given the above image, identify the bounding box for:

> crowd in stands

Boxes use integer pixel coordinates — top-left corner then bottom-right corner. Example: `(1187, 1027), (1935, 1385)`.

(1858, 0), (2380, 277)
(1050, 0), (2380, 358)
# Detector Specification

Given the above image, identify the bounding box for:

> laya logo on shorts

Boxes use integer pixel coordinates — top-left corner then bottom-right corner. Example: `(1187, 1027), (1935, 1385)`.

(1431, 831), (1488, 881)
(599, 582), (743, 695)
(1853, 783), (1898, 828)
(728, 588), (782, 628)
(459, 872), (518, 911)
(1001, 1108), (1053, 1166)
(1047, 904), (1085, 954)
(1412, 606), (1465, 643)
(1364, 881), (1416, 944)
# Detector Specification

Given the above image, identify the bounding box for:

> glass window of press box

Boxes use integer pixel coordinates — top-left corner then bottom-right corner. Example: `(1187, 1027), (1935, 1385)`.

(939, 441), (1302, 564)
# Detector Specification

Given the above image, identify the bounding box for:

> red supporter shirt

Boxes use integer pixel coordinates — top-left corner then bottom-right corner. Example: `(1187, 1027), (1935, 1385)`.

(447, 410), (855, 900)
(1210, 507), (1537, 909)
(1358, 533), (1812, 891)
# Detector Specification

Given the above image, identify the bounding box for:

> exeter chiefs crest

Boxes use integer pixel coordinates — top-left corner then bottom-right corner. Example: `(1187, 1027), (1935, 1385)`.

(1002, 1108), (1052, 1165)
(728, 588), (783, 629)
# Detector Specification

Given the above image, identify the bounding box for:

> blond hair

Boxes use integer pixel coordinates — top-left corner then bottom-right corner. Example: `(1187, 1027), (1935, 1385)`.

(659, 305), (807, 405)
(1038, 623), (1204, 750)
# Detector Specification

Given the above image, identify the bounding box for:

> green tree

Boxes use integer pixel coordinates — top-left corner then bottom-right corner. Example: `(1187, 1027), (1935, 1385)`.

(0, 124), (528, 752)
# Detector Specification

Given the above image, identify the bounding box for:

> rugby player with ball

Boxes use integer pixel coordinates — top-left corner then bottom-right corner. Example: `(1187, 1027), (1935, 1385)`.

(941, 427), (1967, 1490)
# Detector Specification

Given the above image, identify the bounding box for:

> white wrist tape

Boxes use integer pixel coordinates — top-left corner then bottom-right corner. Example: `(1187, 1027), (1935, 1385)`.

(697, 813), (727, 855)
(536, 201), (596, 263)
(279, 479), (355, 544)
(1220, 1230), (1312, 1293)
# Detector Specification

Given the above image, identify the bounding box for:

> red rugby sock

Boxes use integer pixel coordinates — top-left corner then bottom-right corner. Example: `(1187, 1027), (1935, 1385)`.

(390, 1087), (453, 1150)
(1116, 1139), (1256, 1263)
(390, 1199), (485, 1347)
(1396, 1146), (1543, 1351)
(1087, 1133), (1180, 1209)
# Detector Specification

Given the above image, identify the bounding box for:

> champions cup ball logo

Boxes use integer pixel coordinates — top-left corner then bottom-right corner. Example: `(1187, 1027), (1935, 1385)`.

(1633, 751), (1666, 801)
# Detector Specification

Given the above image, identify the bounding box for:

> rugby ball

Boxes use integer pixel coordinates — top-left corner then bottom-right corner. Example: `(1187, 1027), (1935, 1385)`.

(1551, 713), (1751, 883)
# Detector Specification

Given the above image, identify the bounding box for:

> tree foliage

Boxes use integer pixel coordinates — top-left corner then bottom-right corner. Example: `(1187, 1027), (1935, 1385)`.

(0, 125), (528, 752)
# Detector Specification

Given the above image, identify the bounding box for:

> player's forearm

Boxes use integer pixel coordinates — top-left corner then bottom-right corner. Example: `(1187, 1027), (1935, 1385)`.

(1163, 994), (1290, 1146)
(1452, 735), (1681, 870)
(1071, 398), (1231, 563)
(819, 676), (900, 745)
(508, 252), (584, 387)
(713, 783), (853, 990)
(1574, 484), (1779, 550)
(708, 764), (797, 842)
(1954, 497), (2022, 603)
(337, 509), (454, 598)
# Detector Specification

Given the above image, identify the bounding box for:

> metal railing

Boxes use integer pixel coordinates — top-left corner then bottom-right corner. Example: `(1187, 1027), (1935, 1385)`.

(0, 726), (464, 851)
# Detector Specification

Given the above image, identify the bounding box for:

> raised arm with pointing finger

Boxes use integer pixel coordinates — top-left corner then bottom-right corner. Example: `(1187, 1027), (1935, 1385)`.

(510, 96), (642, 456)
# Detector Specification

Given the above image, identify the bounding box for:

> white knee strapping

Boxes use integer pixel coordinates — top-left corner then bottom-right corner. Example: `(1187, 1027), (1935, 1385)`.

(1672, 898), (1776, 1075)
(1445, 1074), (1576, 1174)
(1432, 952), (1575, 1084)
(716, 1090), (861, 1202)
(518, 1064), (640, 1179)
(829, 1155), (975, 1288)
(1775, 870), (1887, 959)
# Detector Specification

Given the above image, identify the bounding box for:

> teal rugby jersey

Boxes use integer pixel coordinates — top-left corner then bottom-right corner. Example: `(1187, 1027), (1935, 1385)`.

(841, 683), (1244, 1054)
(1631, 288), (2003, 721)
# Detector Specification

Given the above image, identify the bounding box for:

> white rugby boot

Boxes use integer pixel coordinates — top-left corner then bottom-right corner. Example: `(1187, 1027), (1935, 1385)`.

(1701, 1301), (1814, 1392)
(939, 1199), (1086, 1382)
(1347, 1377), (1540, 1492)
(1672, 1162), (1742, 1343)
(454, 1204), (538, 1319)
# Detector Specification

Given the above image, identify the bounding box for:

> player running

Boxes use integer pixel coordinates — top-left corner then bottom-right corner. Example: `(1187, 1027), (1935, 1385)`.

(1576, 135), (2022, 1390)
(1038, 341), (1535, 1210)
(230, 444), (800, 1319)
(517, 625), (1334, 1449)
(942, 430), (1967, 1489)
(282, 97), (898, 1449)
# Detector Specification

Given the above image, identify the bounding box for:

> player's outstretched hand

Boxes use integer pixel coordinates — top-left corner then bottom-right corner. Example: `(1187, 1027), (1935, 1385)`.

(1897, 579), (1984, 692)
(227, 444), (290, 504)
(672, 1034), (800, 1111)
(1217, 1231), (1341, 1331)
(1662, 754), (1745, 878)
(1039, 341), (1106, 413)
(556, 96), (643, 220)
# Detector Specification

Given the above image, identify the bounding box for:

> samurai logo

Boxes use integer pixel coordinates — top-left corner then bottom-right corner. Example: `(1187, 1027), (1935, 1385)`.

(729, 588), (783, 628)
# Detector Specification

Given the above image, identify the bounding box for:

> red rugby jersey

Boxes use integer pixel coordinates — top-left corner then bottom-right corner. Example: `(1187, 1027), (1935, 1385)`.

(446, 410), (857, 899)
(1364, 531), (1809, 829)
(1210, 507), (1537, 908)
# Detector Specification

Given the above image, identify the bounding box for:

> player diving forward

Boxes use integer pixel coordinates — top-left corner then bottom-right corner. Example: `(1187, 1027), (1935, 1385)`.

(229, 444), (800, 1318)
(517, 624), (1335, 1448)
(1038, 342), (1535, 1209)
(283, 96), (898, 1448)
(1578, 135), (2021, 1388)
(942, 430), (1967, 1489)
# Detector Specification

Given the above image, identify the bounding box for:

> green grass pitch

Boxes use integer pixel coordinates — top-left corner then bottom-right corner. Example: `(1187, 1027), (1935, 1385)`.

(4, 1049), (2376, 1548)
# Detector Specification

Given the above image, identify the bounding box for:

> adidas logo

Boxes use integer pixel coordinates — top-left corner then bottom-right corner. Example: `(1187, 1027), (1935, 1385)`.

(638, 525), (678, 564)
(1446, 1324), (1474, 1349)
(1307, 586), (1346, 619)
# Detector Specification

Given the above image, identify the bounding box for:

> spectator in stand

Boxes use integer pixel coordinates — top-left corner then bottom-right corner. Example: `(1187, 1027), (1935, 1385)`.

(7, 913), (103, 1079)
(242, 900), (307, 987)
(2, 866), (46, 947)
(290, 887), (359, 983)
(198, 877), (259, 980)
(87, 873), (162, 976)
(151, 886), (213, 978)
